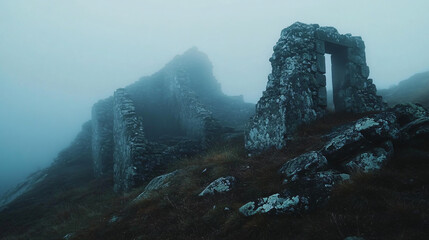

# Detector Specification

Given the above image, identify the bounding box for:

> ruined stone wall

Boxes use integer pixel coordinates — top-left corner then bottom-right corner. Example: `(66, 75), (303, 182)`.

(113, 88), (151, 192)
(89, 48), (254, 191)
(169, 70), (221, 146)
(91, 98), (114, 177)
(246, 22), (386, 154)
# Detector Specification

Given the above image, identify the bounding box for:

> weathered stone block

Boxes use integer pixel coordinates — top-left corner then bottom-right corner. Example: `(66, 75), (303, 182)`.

(315, 40), (325, 54)
(316, 54), (325, 73)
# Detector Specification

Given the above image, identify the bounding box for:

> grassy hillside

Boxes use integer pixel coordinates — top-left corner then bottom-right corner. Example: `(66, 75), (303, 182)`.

(1, 113), (428, 240)
(379, 71), (429, 108)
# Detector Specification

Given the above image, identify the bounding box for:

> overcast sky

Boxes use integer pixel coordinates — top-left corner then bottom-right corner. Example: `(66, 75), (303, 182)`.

(1, 0), (428, 193)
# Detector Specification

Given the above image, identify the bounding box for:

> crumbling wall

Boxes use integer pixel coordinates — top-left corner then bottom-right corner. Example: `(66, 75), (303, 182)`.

(169, 70), (221, 146)
(90, 48), (254, 192)
(113, 89), (152, 192)
(246, 22), (386, 154)
(91, 98), (114, 177)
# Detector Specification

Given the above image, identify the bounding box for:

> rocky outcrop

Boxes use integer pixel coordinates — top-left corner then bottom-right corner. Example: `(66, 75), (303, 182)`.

(199, 176), (236, 197)
(240, 103), (429, 216)
(0, 121), (93, 211)
(0, 170), (48, 210)
(245, 22), (386, 155)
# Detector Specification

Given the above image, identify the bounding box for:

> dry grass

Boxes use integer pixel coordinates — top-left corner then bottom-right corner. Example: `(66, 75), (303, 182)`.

(1, 112), (428, 240)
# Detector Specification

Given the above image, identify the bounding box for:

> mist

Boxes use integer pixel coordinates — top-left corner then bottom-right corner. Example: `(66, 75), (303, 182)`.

(1, 0), (429, 194)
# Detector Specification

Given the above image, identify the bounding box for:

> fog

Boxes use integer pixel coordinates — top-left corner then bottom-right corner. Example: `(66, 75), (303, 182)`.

(1, 0), (428, 194)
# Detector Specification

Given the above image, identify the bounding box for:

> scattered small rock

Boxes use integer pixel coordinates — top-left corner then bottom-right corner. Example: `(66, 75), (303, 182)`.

(109, 215), (119, 223)
(63, 233), (74, 240)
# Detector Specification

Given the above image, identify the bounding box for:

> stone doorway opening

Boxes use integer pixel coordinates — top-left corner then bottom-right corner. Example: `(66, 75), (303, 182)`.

(323, 42), (348, 112)
(325, 53), (334, 112)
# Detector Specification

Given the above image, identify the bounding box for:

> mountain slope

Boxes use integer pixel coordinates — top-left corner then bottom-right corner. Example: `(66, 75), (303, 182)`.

(1, 109), (428, 240)
(379, 71), (429, 108)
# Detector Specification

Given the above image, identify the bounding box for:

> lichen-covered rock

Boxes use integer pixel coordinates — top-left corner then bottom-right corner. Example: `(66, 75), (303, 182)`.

(282, 170), (349, 210)
(239, 193), (305, 216)
(245, 22), (385, 154)
(279, 151), (327, 179)
(391, 103), (429, 126)
(322, 112), (399, 161)
(199, 176), (236, 197)
(242, 104), (429, 217)
(344, 141), (393, 172)
(240, 170), (349, 216)
(134, 170), (180, 201)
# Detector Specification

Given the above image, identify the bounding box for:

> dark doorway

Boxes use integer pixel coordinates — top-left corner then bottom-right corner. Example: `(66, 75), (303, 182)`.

(324, 42), (348, 112)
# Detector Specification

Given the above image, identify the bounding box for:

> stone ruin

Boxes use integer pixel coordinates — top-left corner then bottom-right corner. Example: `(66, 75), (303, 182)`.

(91, 48), (254, 192)
(245, 22), (386, 154)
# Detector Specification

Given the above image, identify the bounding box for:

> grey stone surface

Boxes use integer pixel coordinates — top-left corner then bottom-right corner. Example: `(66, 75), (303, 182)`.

(344, 141), (394, 172)
(245, 22), (386, 154)
(88, 48), (254, 192)
(134, 170), (180, 201)
(199, 176), (236, 197)
(113, 88), (151, 192)
(241, 106), (429, 216)
(322, 112), (399, 162)
(279, 151), (327, 179)
(239, 193), (304, 216)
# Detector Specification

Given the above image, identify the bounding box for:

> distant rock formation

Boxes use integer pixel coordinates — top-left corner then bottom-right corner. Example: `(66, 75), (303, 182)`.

(91, 48), (254, 192)
(245, 22), (386, 155)
(379, 71), (429, 108)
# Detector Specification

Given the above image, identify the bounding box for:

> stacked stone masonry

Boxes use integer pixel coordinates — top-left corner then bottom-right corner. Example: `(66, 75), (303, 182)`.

(246, 22), (386, 154)
(91, 48), (254, 192)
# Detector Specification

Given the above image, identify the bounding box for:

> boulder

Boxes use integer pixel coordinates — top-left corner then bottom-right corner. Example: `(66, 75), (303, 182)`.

(239, 193), (306, 216)
(279, 151), (327, 180)
(199, 176), (236, 197)
(322, 112), (399, 162)
(134, 170), (180, 201)
(344, 141), (394, 173)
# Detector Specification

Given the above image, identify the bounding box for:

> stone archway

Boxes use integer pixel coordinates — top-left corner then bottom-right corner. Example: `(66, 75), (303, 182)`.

(245, 22), (386, 154)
